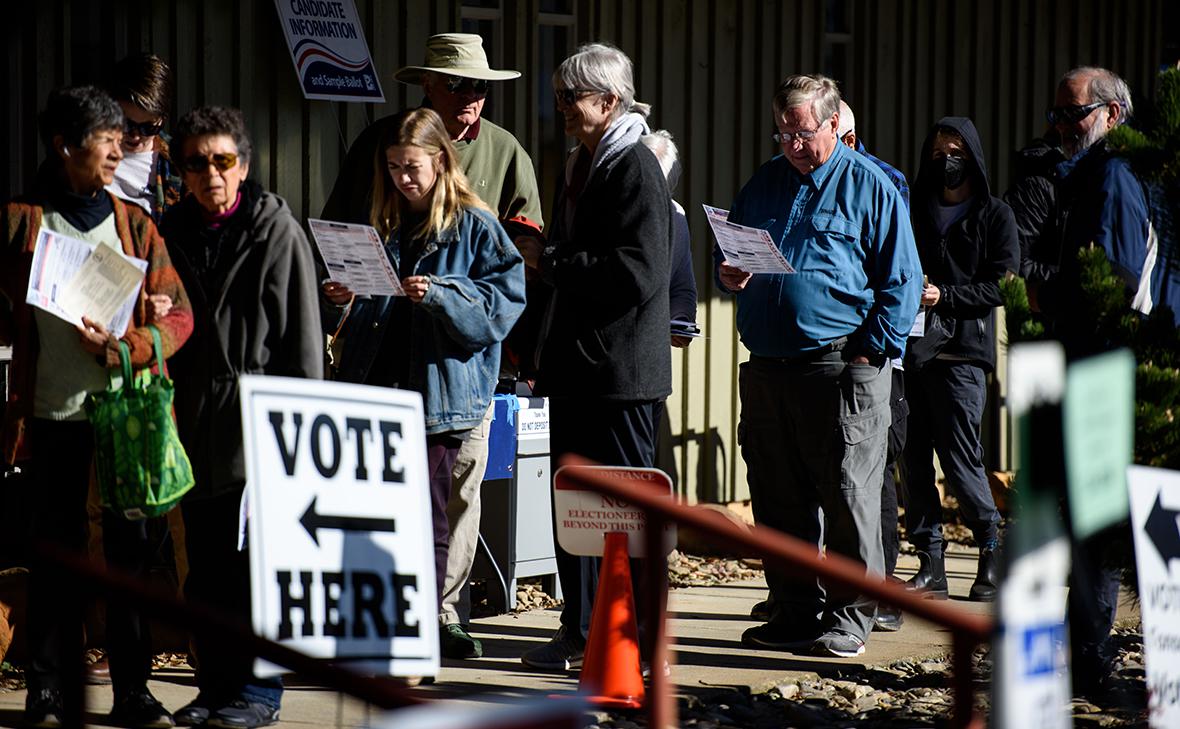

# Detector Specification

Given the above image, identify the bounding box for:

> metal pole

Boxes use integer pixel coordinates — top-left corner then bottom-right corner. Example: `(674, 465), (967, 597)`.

(644, 512), (675, 729)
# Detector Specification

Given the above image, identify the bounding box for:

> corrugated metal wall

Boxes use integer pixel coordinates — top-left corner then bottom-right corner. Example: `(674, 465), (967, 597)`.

(3, 0), (1167, 503)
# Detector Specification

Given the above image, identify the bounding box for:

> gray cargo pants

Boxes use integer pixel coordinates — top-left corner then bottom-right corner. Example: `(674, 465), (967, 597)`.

(738, 351), (890, 642)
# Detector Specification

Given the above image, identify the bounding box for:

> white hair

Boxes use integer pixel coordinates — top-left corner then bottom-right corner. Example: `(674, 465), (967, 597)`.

(837, 100), (856, 138)
(1061, 66), (1134, 120)
(554, 43), (651, 119)
(772, 74), (841, 127)
(639, 129), (678, 180)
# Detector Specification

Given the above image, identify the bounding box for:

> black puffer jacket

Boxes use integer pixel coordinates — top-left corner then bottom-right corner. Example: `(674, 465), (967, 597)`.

(911, 117), (1020, 371)
(1003, 136), (1065, 285)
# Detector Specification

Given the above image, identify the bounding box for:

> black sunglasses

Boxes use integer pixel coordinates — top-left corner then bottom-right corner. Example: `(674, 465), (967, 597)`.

(554, 88), (599, 106)
(1045, 101), (1106, 125)
(180, 152), (239, 174)
(443, 76), (489, 95)
(124, 118), (165, 138)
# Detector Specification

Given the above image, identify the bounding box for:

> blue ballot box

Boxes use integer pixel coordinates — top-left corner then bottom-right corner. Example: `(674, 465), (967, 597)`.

(469, 394), (561, 613)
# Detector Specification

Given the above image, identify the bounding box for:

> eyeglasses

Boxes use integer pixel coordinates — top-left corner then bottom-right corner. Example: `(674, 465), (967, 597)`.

(772, 126), (822, 144)
(443, 76), (489, 95)
(124, 118), (165, 138)
(180, 152), (239, 174)
(554, 88), (599, 106)
(1045, 101), (1107, 125)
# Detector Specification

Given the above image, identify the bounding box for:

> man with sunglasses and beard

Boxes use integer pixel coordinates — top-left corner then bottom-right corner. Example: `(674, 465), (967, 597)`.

(1022, 67), (1152, 701)
(322, 32), (543, 663)
(1030, 67), (1153, 338)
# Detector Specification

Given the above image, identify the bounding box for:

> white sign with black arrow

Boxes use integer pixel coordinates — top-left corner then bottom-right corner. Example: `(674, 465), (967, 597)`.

(1128, 465), (1180, 728)
(240, 375), (437, 678)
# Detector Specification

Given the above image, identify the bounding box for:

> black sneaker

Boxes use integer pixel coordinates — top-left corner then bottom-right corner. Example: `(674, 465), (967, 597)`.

(206, 699), (279, 729)
(173, 693), (220, 726)
(740, 621), (821, 651)
(440, 623), (484, 659)
(23, 688), (64, 728)
(110, 690), (174, 728)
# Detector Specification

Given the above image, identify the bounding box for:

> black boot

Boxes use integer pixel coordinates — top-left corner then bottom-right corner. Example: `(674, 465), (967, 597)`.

(904, 551), (948, 599)
(969, 548), (999, 602)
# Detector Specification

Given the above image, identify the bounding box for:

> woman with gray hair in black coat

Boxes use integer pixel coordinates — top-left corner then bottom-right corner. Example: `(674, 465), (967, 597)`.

(515, 42), (672, 671)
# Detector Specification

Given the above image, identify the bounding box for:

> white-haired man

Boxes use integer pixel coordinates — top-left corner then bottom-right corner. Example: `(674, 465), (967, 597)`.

(714, 74), (921, 658)
(1033, 65), (1152, 699)
(322, 32), (543, 662)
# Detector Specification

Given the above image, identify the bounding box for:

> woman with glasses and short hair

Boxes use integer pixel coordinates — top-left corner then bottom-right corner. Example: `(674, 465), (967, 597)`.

(1, 85), (193, 728)
(159, 106), (323, 729)
(106, 53), (182, 222)
(515, 42), (672, 671)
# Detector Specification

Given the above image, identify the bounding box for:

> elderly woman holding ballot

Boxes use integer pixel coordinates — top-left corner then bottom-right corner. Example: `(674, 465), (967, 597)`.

(1, 86), (192, 728)
(516, 43), (672, 671)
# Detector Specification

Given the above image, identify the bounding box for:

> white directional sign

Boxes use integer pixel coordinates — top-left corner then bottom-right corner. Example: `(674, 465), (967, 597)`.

(553, 465), (676, 558)
(240, 376), (437, 677)
(1128, 465), (1180, 728)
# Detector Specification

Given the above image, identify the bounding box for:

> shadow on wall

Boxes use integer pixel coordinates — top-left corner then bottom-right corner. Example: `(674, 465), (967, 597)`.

(657, 409), (733, 505)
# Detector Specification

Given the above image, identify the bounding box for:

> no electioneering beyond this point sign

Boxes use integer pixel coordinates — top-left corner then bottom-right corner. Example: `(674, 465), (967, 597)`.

(239, 375), (437, 679)
(553, 465), (677, 558)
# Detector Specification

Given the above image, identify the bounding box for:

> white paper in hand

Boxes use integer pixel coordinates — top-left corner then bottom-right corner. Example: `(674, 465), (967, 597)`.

(26, 230), (147, 337)
(309, 218), (405, 296)
(703, 205), (794, 274)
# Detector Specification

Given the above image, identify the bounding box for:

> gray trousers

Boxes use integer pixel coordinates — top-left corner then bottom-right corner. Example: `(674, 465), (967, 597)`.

(738, 352), (890, 641)
(439, 402), (494, 625)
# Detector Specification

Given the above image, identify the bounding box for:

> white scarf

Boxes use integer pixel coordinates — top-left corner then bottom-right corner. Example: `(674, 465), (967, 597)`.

(106, 150), (155, 214)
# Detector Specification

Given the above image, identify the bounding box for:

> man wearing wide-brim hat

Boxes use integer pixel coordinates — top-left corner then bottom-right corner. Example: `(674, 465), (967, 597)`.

(321, 32), (543, 663)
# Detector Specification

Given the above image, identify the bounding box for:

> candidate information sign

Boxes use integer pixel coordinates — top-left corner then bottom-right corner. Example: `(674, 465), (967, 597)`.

(240, 376), (437, 677)
(273, 0), (384, 102)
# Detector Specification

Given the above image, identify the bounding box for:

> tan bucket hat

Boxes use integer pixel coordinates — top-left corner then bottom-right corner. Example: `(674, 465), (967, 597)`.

(394, 33), (521, 84)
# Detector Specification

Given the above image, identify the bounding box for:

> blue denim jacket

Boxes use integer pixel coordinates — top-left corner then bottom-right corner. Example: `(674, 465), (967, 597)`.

(335, 207), (526, 434)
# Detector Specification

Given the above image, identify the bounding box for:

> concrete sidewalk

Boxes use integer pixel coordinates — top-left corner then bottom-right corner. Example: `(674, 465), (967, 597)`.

(0, 547), (1139, 727)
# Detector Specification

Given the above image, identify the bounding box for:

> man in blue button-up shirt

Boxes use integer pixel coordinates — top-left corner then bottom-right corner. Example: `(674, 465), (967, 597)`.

(714, 74), (921, 658)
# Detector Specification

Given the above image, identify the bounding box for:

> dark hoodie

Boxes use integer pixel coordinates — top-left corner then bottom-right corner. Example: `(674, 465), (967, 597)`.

(911, 117), (1020, 371)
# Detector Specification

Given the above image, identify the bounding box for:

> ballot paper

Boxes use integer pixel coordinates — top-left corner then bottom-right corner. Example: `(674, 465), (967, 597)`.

(910, 309), (927, 338)
(26, 229), (147, 337)
(308, 218), (405, 296)
(703, 204), (795, 274)
(671, 319), (703, 338)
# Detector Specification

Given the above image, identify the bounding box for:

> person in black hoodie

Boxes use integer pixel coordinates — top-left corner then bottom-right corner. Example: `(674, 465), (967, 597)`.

(901, 117), (1019, 603)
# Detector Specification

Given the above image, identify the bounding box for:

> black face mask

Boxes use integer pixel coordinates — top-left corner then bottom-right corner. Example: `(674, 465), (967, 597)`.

(939, 155), (968, 190)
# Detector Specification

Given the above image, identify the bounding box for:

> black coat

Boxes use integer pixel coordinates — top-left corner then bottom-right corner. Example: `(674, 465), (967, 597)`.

(1003, 137), (1065, 285)
(911, 117), (1020, 371)
(534, 142), (672, 401)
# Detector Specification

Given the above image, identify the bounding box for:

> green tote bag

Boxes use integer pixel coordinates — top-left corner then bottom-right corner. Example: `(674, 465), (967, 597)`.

(85, 325), (194, 519)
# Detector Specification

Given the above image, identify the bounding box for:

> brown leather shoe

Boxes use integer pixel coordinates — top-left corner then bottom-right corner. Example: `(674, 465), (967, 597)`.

(85, 657), (112, 685)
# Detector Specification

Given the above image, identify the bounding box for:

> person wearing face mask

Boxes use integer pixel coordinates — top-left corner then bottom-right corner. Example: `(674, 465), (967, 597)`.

(106, 53), (183, 223)
(901, 118), (1019, 605)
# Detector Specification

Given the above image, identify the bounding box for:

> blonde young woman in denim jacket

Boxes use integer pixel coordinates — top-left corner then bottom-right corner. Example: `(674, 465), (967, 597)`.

(322, 108), (526, 617)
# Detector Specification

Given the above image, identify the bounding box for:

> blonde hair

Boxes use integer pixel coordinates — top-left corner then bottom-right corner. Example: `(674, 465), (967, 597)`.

(369, 108), (489, 240)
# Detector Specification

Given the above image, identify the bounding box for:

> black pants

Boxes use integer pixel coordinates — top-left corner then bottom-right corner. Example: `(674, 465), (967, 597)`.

(182, 490), (282, 707)
(903, 360), (1000, 555)
(26, 419), (158, 699)
(881, 367), (907, 577)
(1068, 531), (1123, 695)
(549, 397), (659, 637)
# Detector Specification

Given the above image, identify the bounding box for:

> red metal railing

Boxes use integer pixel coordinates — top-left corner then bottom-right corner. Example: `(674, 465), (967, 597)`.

(559, 453), (994, 729)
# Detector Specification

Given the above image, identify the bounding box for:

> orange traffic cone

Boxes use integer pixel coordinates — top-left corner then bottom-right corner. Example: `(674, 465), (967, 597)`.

(578, 531), (645, 709)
